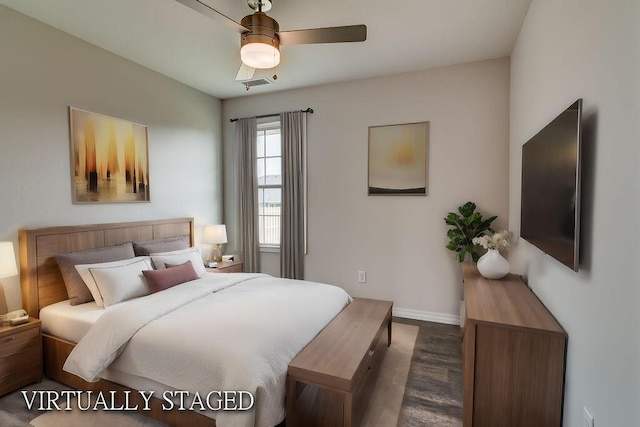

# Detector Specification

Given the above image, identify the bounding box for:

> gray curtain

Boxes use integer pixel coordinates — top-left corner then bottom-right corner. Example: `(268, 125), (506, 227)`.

(280, 111), (307, 279)
(235, 117), (260, 273)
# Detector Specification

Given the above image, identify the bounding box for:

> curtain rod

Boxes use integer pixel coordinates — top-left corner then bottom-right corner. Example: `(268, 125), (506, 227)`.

(229, 108), (314, 123)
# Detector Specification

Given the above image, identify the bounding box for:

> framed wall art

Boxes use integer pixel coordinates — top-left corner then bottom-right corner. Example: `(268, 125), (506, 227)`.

(368, 121), (429, 195)
(69, 107), (150, 203)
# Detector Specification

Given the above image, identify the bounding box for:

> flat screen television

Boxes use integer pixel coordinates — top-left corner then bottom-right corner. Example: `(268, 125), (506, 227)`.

(521, 99), (582, 271)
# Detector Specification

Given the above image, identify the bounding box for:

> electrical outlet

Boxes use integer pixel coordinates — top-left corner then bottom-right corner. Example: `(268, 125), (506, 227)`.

(358, 270), (366, 283)
(583, 406), (594, 427)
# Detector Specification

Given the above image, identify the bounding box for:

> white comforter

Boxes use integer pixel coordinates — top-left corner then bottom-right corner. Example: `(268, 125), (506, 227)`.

(63, 273), (351, 427)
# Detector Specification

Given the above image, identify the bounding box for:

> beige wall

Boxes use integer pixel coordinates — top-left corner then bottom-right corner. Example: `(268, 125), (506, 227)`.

(509, 0), (639, 425)
(0, 6), (223, 311)
(223, 58), (510, 321)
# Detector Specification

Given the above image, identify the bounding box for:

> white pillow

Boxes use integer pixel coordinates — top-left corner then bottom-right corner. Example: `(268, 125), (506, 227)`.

(88, 258), (153, 307)
(149, 247), (206, 277)
(75, 257), (152, 307)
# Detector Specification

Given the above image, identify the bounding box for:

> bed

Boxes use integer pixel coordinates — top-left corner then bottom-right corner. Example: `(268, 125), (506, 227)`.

(18, 218), (353, 427)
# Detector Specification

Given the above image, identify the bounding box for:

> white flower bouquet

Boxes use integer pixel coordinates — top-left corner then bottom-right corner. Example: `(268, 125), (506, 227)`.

(472, 230), (512, 251)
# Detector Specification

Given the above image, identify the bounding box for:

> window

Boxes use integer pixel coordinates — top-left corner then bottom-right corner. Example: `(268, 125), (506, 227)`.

(257, 121), (281, 247)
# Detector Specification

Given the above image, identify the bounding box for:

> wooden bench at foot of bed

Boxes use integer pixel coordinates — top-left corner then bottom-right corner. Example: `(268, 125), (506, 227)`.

(286, 298), (393, 427)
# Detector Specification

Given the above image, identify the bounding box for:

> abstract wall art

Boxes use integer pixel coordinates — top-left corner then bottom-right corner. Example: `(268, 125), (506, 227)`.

(69, 107), (150, 203)
(368, 121), (429, 195)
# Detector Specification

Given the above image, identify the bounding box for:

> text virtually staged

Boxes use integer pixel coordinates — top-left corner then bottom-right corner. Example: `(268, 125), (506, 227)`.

(21, 389), (255, 412)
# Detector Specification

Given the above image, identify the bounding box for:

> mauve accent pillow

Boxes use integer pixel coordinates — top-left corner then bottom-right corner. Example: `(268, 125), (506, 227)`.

(132, 236), (190, 256)
(54, 242), (136, 306)
(142, 261), (200, 293)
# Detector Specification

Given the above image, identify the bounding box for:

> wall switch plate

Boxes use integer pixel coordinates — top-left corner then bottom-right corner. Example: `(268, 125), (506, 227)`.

(583, 406), (594, 427)
(358, 271), (366, 283)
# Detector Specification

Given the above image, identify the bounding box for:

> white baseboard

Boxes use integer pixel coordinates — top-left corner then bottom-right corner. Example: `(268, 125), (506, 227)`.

(393, 307), (460, 325)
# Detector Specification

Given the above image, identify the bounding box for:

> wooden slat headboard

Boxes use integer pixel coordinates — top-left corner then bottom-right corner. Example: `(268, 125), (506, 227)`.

(19, 218), (194, 318)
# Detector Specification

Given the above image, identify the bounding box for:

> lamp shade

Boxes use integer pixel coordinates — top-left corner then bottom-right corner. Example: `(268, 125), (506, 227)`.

(241, 42), (280, 69)
(204, 225), (228, 245)
(0, 242), (18, 279)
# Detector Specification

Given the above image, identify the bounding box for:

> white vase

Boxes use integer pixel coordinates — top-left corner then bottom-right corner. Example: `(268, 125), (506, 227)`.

(477, 249), (510, 279)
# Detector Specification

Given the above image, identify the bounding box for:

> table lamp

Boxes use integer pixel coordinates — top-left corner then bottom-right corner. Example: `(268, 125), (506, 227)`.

(204, 225), (227, 263)
(0, 241), (18, 315)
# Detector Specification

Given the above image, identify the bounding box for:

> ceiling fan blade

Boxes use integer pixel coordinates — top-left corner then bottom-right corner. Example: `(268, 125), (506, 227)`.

(174, 0), (249, 33)
(235, 63), (256, 81)
(278, 25), (367, 45)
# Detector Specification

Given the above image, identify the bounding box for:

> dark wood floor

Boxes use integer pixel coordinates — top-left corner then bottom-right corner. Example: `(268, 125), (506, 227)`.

(395, 317), (463, 427)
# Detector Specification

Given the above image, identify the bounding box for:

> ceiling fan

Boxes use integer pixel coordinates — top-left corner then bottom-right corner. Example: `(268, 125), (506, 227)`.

(175, 0), (367, 83)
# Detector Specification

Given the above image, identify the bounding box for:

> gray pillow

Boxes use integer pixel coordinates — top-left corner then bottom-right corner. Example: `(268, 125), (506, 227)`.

(54, 242), (136, 306)
(132, 236), (190, 256)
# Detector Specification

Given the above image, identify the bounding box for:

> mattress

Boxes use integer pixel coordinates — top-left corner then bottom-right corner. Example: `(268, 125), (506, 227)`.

(39, 300), (105, 343)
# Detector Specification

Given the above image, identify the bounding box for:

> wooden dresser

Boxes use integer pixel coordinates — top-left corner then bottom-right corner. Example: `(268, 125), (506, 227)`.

(462, 263), (567, 427)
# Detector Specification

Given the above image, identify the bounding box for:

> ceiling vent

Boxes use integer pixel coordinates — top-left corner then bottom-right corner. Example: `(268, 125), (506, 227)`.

(239, 78), (273, 88)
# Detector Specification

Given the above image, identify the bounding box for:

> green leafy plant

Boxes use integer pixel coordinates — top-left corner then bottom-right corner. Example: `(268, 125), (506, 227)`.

(444, 202), (497, 263)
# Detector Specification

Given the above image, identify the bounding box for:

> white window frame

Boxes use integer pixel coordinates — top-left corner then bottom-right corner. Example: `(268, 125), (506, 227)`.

(257, 119), (282, 251)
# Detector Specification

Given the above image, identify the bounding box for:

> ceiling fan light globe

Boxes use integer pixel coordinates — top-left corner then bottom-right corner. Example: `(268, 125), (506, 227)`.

(240, 42), (280, 69)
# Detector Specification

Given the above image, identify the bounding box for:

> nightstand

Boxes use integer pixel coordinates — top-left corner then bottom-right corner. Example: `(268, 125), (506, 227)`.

(206, 260), (244, 273)
(0, 317), (42, 396)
